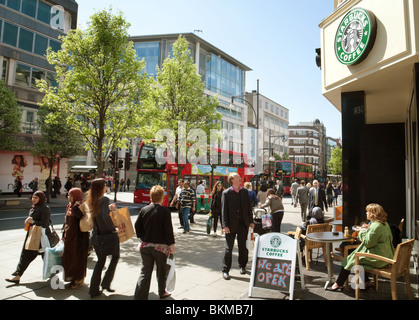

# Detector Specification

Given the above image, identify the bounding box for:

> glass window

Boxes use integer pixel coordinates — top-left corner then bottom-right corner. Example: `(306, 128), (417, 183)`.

(49, 39), (61, 52)
(46, 72), (57, 87)
(37, 1), (50, 24)
(135, 172), (165, 190)
(3, 22), (18, 47)
(1, 59), (8, 81)
(21, 0), (36, 18)
(26, 110), (34, 122)
(15, 63), (30, 87)
(31, 68), (45, 88)
(6, 0), (20, 11)
(0, 0), (5, 5)
(34, 33), (48, 56)
(134, 42), (160, 77)
(18, 28), (33, 52)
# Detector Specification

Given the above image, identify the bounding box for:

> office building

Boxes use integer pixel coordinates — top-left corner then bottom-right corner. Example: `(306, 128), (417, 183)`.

(0, 0), (78, 193)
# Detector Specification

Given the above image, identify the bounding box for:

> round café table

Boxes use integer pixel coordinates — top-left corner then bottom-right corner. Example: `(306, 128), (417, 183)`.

(305, 231), (353, 289)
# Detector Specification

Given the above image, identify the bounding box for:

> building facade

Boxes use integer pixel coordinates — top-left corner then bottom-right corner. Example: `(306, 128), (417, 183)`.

(0, 0), (78, 193)
(127, 33), (254, 169)
(245, 91), (289, 164)
(288, 120), (327, 179)
(319, 0), (418, 238)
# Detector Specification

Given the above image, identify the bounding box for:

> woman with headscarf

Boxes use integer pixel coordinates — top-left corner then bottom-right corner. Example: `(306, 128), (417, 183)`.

(62, 188), (90, 289)
(5, 191), (50, 284)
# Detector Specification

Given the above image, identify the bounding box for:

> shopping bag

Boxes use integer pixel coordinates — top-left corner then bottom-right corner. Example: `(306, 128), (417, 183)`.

(262, 214), (272, 229)
(42, 241), (64, 279)
(40, 228), (50, 252)
(206, 215), (213, 235)
(79, 202), (93, 232)
(109, 207), (135, 243)
(25, 225), (42, 251)
(166, 253), (176, 292)
(246, 227), (254, 250)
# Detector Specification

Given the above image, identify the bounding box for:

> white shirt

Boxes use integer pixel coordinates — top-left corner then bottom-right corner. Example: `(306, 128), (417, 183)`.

(196, 184), (205, 194)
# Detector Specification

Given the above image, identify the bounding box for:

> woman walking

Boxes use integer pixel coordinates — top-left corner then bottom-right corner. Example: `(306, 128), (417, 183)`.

(6, 191), (50, 284)
(87, 178), (120, 297)
(134, 185), (175, 299)
(260, 188), (285, 232)
(210, 181), (224, 237)
(62, 188), (90, 289)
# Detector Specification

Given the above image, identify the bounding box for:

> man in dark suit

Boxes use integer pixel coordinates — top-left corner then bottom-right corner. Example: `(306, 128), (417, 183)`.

(221, 173), (254, 280)
(308, 179), (328, 214)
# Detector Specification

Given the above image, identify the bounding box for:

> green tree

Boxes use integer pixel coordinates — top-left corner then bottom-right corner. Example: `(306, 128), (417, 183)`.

(328, 147), (342, 175)
(0, 81), (22, 150)
(33, 105), (84, 202)
(37, 9), (153, 175)
(151, 35), (222, 178)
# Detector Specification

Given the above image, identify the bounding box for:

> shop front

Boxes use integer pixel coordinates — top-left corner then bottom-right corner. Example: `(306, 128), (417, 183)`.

(319, 0), (418, 238)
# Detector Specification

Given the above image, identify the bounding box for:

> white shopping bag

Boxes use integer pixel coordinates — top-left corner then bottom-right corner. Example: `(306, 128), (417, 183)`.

(166, 253), (176, 292)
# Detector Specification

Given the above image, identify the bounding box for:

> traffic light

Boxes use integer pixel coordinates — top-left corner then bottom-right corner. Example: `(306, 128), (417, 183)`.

(118, 159), (124, 169)
(109, 151), (116, 169)
(125, 152), (132, 171)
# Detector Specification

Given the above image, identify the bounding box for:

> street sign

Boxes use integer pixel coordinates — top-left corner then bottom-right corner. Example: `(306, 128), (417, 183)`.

(249, 232), (304, 300)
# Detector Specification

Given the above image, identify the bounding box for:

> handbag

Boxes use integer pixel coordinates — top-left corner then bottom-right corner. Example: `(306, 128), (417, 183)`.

(90, 217), (119, 255)
(206, 214), (213, 235)
(166, 253), (176, 292)
(47, 221), (60, 248)
(90, 231), (119, 256)
(109, 207), (135, 243)
(79, 202), (93, 232)
(25, 225), (42, 251)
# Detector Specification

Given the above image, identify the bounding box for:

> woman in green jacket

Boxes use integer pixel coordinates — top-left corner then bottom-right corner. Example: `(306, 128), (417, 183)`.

(327, 203), (395, 292)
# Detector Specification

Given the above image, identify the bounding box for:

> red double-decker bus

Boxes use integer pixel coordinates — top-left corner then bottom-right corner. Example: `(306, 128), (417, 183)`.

(134, 142), (255, 207)
(274, 160), (314, 194)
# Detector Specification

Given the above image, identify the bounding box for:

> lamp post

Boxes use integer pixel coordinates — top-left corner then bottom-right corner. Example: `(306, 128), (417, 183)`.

(229, 80), (260, 190)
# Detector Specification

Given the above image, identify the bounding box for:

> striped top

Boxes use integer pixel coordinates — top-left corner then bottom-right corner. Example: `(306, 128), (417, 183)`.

(179, 188), (196, 208)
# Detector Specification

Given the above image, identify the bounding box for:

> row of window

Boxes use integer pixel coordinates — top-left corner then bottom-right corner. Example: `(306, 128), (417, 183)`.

(0, 19), (61, 56)
(1, 0), (56, 28)
(265, 101), (288, 118)
(264, 113), (289, 129)
(15, 61), (56, 88)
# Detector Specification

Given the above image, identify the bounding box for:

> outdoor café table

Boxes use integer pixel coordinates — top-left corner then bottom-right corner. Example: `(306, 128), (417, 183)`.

(305, 231), (353, 289)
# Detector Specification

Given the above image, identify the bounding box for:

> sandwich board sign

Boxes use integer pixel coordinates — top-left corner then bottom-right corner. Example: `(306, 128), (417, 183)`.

(249, 232), (303, 300)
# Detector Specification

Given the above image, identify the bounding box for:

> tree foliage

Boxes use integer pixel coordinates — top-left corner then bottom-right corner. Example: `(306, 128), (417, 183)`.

(151, 35), (222, 177)
(0, 81), (22, 151)
(328, 147), (342, 175)
(32, 105), (84, 202)
(37, 9), (153, 175)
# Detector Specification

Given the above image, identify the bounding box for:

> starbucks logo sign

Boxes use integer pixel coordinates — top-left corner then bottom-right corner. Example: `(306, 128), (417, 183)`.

(335, 8), (377, 65)
(270, 235), (281, 248)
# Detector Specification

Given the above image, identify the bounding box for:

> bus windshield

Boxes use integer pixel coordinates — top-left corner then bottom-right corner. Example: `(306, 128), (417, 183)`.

(136, 172), (166, 190)
(275, 161), (292, 176)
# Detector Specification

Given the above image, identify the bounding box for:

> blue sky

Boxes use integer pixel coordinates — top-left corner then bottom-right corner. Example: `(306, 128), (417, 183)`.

(76, 0), (342, 138)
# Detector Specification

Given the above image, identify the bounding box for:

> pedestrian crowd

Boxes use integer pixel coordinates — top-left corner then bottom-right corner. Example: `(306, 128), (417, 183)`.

(5, 174), (356, 300)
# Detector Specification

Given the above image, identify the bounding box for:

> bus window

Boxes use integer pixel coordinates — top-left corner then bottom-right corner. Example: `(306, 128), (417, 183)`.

(136, 172), (166, 190)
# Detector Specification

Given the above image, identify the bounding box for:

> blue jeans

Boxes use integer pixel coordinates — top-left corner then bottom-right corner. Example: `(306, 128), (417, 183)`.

(181, 207), (191, 231)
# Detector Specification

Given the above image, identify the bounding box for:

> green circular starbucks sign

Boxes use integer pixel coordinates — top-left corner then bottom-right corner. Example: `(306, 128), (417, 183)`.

(334, 8), (377, 65)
